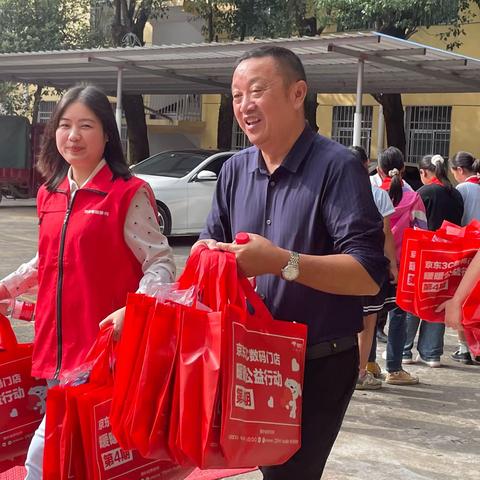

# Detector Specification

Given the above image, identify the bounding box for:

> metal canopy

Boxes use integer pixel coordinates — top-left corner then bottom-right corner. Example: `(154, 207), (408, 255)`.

(1, 32), (480, 95)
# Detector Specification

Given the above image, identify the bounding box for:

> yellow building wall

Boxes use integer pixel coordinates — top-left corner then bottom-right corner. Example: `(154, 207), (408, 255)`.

(317, 13), (480, 160)
(200, 94), (221, 149)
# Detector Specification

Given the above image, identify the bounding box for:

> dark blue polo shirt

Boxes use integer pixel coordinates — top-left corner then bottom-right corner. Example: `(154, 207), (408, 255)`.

(200, 126), (387, 344)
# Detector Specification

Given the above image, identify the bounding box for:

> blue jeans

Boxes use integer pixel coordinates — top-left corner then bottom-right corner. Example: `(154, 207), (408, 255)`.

(386, 307), (415, 372)
(403, 316), (445, 361)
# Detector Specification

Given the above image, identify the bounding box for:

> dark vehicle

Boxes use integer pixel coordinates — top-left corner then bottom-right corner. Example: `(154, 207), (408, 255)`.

(0, 116), (43, 202)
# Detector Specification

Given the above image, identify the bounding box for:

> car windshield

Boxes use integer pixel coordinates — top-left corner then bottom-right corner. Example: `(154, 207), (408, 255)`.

(131, 151), (212, 178)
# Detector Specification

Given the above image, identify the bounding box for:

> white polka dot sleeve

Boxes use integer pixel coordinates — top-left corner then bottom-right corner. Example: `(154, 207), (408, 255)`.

(125, 186), (176, 293)
(0, 253), (39, 298)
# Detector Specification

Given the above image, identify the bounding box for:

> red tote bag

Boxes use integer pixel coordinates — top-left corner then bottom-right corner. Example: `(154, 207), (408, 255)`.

(174, 306), (225, 469)
(0, 314), (47, 464)
(220, 278), (307, 468)
(110, 293), (156, 449)
(396, 228), (435, 314)
(173, 249), (243, 468)
(414, 237), (480, 321)
(75, 331), (193, 480)
(128, 301), (181, 460)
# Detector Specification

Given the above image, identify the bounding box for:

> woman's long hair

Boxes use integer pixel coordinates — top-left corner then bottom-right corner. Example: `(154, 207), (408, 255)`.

(378, 146), (405, 207)
(418, 154), (453, 190)
(38, 85), (131, 191)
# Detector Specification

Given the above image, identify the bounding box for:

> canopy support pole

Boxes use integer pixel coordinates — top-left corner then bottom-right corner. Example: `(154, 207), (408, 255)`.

(376, 105), (385, 157)
(115, 67), (123, 135)
(353, 59), (364, 147)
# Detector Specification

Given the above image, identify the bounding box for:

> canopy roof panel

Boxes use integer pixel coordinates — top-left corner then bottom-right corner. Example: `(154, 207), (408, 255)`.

(0, 32), (479, 95)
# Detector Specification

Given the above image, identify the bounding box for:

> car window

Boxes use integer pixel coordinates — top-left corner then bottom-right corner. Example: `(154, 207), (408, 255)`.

(202, 154), (234, 176)
(132, 151), (210, 178)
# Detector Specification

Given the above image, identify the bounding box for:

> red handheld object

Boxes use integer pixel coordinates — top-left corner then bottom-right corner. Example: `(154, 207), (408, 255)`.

(235, 232), (250, 245)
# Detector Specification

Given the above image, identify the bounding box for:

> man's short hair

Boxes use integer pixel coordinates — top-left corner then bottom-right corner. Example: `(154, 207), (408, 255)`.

(234, 45), (307, 86)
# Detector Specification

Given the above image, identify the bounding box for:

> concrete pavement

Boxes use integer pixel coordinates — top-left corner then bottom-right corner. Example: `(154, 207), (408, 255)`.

(0, 199), (478, 480)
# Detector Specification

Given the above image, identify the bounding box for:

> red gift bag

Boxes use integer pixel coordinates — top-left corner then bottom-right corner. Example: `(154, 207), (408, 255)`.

(172, 249), (243, 468)
(78, 386), (191, 480)
(174, 249), (307, 469)
(74, 328), (192, 480)
(174, 307), (225, 469)
(462, 279), (480, 357)
(43, 385), (67, 479)
(128, 301), (181, 459)
(414, 236), (480, 321)
(396, 228), (435, 313)
(220, 278), (307, 467)
(43, 323), (116, 480)
(0, 314), (47, 464)
(110, 293), (156, 449)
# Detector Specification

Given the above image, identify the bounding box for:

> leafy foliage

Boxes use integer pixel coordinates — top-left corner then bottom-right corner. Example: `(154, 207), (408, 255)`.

(186, 0), (314, 41)
(315, 0), (480, 47)
(0, 0), (96, 115)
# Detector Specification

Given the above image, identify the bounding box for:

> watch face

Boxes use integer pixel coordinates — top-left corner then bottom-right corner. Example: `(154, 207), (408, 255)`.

(282, 264), (299, 281)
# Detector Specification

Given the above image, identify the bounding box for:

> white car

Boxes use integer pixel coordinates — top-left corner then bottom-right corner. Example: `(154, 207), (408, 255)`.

(131, 149), (236, 235)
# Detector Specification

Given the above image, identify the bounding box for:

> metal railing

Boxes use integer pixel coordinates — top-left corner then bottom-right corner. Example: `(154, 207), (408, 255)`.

(146, 94), (202, 122)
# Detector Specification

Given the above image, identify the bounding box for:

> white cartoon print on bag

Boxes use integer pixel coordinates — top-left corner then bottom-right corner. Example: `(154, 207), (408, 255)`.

(284, 378), (301, 419)
(28, 385), (48, 415)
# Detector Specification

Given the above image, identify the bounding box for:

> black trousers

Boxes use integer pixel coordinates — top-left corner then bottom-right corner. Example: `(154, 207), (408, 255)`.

(260, 346), (359, 480)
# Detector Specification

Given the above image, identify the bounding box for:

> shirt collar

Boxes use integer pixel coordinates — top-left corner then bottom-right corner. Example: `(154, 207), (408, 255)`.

(68, 159), (107, 193)
(247, 124), (316, 174)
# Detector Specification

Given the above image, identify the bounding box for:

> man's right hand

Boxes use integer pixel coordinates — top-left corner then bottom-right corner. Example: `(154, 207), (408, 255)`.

(191, 239), (219, 253)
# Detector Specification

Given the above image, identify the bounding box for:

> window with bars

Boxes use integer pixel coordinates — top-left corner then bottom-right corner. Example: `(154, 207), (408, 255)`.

(405, 106), (452, 165)
(231, 118), (251, 150)
(331, 106), (373, 155)
(37, 101), (57, 123)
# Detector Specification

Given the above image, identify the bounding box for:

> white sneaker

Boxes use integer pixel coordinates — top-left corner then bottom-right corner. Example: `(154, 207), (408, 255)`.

(416, 355), (441, 368)
(356, 371), (382, 390)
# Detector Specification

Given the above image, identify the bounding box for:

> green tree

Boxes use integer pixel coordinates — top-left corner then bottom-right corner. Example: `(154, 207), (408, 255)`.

(314, 0), (480, 155)
(98, 0), (166, 164)
(0, 0), (94, 119)
(188, 0), (320, 148)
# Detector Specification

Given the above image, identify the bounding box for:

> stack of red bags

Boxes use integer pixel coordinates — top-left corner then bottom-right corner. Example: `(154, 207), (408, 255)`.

(42, 247), (308, 479)
(0, 314), (47, 473)
(397, 219), (480, 356)
(110, 247), (307, 470)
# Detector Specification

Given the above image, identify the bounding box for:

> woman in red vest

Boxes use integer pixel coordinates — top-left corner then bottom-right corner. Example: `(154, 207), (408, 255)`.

(0, 85), (176, 479)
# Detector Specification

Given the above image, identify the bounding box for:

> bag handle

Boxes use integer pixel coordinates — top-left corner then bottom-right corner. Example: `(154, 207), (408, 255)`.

(238, 276), (274, 324)
(88, 323), (116, 384)
(0, 313), (18, 351)
(60, 323), (115, 386)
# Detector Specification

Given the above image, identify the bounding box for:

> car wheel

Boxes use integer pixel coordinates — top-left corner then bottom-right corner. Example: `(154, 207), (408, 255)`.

(156, 202), (172, 236)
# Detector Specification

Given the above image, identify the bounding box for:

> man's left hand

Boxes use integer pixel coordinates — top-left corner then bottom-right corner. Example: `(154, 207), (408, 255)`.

(217, 233), (289, 277)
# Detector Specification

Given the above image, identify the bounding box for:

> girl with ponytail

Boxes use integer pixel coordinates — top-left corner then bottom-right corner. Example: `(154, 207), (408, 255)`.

(376, 147), (427, 385)
(403, 154), (464, 368)
(449, 151), (480, 364)
(417, 154), (464, 230)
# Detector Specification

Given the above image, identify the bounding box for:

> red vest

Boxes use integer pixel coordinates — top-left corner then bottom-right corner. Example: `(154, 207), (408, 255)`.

(34, 164), (152, 378)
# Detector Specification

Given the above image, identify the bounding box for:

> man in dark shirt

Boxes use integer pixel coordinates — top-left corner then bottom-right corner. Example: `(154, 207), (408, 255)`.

(195, 46), (387, 479)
